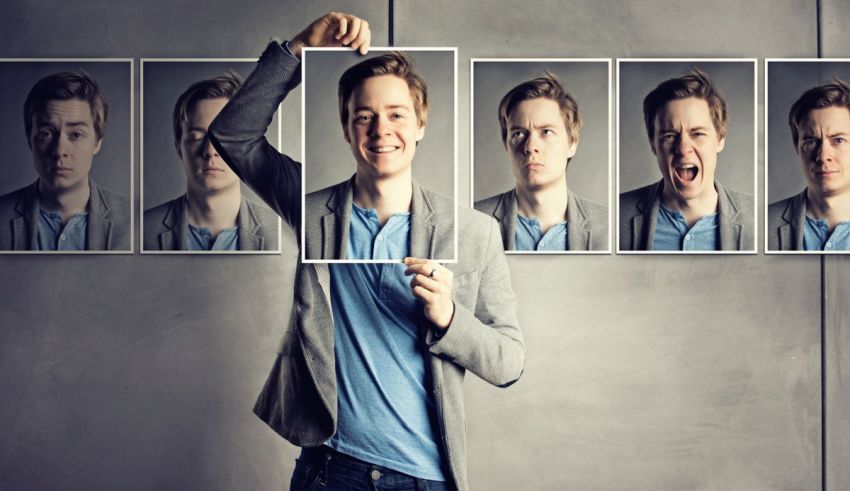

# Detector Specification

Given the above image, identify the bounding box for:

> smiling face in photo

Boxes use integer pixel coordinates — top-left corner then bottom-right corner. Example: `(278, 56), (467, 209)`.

(651, 97), (725, 202)
(177, 97), (240, 195)
(344, 74), (426, 180)
(30, 98), (102, 194)
(506, 97), (577, 192)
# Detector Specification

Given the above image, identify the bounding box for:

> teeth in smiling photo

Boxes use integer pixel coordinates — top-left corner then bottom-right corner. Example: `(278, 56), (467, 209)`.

(370, 146), (398, 153)
(675, 164), (698, 181)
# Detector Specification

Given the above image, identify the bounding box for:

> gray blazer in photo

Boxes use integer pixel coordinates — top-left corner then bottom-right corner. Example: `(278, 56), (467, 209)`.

(767, 189), (807, 251)
(475, 187), (609, 251)
(618, 179), (755, 251)
(305, 176), (455, 260)
(208, 40), (524, 491)
(0, 178), (130, 251)
(143, 194), (279, 251)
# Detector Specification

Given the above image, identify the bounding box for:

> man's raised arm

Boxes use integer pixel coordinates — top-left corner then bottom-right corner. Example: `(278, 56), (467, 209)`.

(208, 12), (371, 231)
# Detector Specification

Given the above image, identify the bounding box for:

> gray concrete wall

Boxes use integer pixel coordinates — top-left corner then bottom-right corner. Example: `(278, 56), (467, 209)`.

(0, 0), (846, 490)
(821, 1), (850, 489)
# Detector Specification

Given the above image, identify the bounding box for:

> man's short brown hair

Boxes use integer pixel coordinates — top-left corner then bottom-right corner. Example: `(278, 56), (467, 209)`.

(24, 70), (109, 144)
(172, 71), (242, 146)
(788, 77), (850, 149)
(497, 71), (583, 145)
(337, 51), (429, 127)
(643, 67), (728, 142)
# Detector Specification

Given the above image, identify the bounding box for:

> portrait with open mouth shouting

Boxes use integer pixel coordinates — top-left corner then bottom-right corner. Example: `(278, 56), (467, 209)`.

(618, 61), (756, 252)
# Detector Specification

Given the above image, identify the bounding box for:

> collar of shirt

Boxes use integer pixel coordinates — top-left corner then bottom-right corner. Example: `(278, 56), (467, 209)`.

(187, 223), (239, 251)
(652, 204), (719, 251)
(37, 208), (88, 251)
(514, 214), (569, 251)
(803, 216), (850, 251)
(348, 203), (411, 260)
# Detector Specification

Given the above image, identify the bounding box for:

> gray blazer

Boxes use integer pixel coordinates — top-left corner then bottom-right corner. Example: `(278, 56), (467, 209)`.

(0, 178), (130, 251)
(767, 189), (807, 251)
(475, 188), (609, 251)
(305, 176), (455, 260)
(143, 194), (279, 251)
(618, 179), (755, 251)
(208, 40), (524, 491)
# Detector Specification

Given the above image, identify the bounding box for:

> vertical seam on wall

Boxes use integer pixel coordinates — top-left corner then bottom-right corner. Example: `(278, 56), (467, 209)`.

(822, 257), (827, 491)
(816, 0), (822, 57)
(816, 1), (825, 489)
(388, 0), (394, 46)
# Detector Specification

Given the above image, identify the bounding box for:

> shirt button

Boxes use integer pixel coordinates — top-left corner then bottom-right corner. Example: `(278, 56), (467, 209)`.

(685, 234), (691, 240)
(371, 470), (382, 481)
(539, 242), (545, 247)
(60, 234), (66, 241)
(826, 242), (832, 248)
(377, 235), (383, 241)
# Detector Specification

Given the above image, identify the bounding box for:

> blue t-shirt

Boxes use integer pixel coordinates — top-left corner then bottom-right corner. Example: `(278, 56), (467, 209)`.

(326, 204), (445, 481)
(187, 224), (239, 251)
(514, 214), (568, 251)
(653, 204), (719, 251)
(38, 208), (87, 251)
(803, 216), (850, 251)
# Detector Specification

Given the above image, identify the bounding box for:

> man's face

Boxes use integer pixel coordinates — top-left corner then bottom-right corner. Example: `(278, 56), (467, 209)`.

(30, 98), (102, 193)
(344, 74), (425, 180)
(795, 106), (850, 199)
(506, 97), (577, 191)
(178, 97), (240, 195)
(651, 97), (725, 201)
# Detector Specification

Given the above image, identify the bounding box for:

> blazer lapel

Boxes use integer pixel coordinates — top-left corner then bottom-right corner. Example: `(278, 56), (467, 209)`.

(409, 180), (436, 258)
(13, 182), (39, 250)
(323, 177), (354, 259)
(716, 182), (742, 251)
(159, 195), (188, 251)
(782, 190), (807, 250)
(566, 189), (590, 251)
(237, 197), (264, 251)
(492, 190), (517, 250)
(86, 179), (113, 250)
(634, 180), (662, 250)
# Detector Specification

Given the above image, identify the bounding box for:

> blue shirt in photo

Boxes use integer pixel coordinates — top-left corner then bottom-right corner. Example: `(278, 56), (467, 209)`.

(514, 214), (569, 251)
(187, 224), (239, 251)
(653, 204), (719, 251)
(37, 208), (88, 251)
(803, 216), (850, 251)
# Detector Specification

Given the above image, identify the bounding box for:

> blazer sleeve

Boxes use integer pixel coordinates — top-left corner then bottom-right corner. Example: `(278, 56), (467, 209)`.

(427, 218), (525, 388)
(208, 40), (302, 232)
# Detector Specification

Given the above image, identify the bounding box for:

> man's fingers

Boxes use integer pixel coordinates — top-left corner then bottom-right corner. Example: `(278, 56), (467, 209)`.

(341, 17), (362, 45)
(412, 285), (435, 303)
(350, 23), (371, 54)
(410, 274), (444, 293)
(334, 15), (348, 40)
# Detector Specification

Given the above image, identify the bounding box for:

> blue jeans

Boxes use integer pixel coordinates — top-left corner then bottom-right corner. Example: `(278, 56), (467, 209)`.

(290, 446), (452, 490)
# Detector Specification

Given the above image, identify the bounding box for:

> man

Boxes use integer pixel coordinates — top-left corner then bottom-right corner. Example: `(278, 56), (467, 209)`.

(0, 71), (130, 251)
(208, 12), (523, 491)
(475, 73), (608, 251)
(143, 73), (278, 251)
(303, 51), (452, 260)
(619, 68), (754, 251)
(768, 78), (850, 251)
